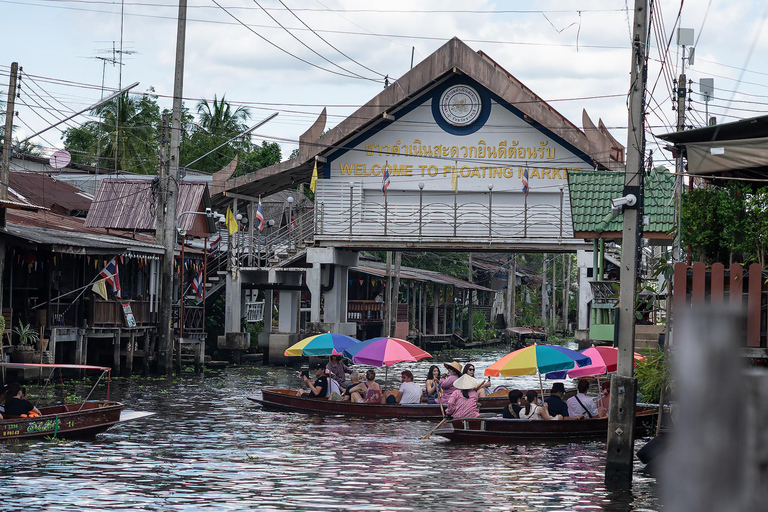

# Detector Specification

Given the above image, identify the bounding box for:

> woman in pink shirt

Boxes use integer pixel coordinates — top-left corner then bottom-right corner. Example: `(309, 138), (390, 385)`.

(446, 374), (488, 419)
(437, 361), (463, 404)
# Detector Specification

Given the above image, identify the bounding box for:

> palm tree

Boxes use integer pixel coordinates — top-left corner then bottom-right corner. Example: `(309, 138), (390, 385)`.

(196, 94), (251, 136)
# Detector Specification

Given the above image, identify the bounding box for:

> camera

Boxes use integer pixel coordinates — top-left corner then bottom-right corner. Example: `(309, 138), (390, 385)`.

(300, 369), (309, 379)
(205, 207), (213, 218)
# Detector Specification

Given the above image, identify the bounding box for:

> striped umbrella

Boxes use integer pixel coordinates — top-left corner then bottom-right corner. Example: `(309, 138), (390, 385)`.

(284, 333), (360, 357)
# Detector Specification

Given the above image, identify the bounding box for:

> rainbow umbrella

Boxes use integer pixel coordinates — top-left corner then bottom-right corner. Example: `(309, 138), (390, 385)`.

(485, 344), (591, 399)
(343, 337), (431, 386)
(546, 346), (645, 379)
(284, 333), (360, 357)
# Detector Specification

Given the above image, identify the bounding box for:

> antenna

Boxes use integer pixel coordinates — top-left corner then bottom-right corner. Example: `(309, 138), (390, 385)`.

(700, 78), (715, 125)
(676, 28), (695, 71)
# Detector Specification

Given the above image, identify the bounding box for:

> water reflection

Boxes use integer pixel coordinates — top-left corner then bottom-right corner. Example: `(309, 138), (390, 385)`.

(1, 348), (659, 511)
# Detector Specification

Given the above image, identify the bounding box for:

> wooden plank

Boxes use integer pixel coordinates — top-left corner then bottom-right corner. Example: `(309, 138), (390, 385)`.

(673, 262), (689, 314)
(692, 262), (706, 305)
(710, 263), (725, 305)
(747, 263), (761, 348)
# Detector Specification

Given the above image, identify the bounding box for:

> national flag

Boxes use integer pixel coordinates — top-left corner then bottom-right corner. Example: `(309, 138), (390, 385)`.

(99, 257), (122, 298)
(522, 167), (529, 197)
(191, 269), (204, 299)
(255, 200), (265, 232)
(226, 207), (238, 235)
(310, 160), (318, 193)
(381, 162), (391, 195)
(209, 235), (222, 254)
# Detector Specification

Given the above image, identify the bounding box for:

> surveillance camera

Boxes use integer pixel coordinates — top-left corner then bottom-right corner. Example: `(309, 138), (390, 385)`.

(205, 207), (212, 218)
(610, 194), (637, 218)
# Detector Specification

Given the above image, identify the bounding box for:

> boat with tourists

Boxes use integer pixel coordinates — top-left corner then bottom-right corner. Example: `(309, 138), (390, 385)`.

(249, 388), (512, 419)
(1, 362), (152, 440)
(431, 405), (658, 442)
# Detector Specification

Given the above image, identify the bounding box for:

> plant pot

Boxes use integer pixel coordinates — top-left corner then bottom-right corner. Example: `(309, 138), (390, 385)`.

(11, 348), (39, 364)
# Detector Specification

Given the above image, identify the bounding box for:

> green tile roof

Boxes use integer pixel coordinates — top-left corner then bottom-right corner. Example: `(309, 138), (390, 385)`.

(568, 168), (675, 235)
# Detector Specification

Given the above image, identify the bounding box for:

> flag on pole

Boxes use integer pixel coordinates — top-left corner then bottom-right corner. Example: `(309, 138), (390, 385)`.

(209, 235), (222, 254)
(451, 166), (458, 193)
(310, 160), (318, 193)
(191, 269), (204, 299)
(99, 257), (121, 298)
(255, 199), (265, 232)
(522, 167), (529, 197)
(92, 279), (108, 300)
(226, 207), (238, 235)
(381, 162), (391, 195)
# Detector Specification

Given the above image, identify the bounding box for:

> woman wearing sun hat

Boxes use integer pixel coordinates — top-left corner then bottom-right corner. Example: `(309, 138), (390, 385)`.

(445, 373), (486, 419)
(435, 361), (463, 404)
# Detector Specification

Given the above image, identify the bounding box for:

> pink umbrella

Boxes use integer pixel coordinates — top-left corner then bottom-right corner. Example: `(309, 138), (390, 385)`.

(342, 337), (431, 386)
(552, 346), (645, 379)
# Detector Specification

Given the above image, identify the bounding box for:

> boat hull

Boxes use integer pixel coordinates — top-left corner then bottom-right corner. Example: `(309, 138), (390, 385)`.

(0, 401), (124, 440)
(433, 408), (658, 442)
(250, 388), (507, 419)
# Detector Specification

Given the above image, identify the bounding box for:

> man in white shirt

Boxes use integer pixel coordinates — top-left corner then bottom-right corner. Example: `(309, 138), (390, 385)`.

(384, 370), (423, 404)
(567, 379), (599, 419)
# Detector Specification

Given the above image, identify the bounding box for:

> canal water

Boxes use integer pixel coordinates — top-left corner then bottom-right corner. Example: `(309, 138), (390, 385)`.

(1, 348), (659, 511)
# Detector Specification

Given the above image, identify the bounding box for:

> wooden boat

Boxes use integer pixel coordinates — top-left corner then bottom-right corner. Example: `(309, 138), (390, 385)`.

(1, 362), (152, 440)
(432, 406), (658, 442)
(248, 388), (510, 419)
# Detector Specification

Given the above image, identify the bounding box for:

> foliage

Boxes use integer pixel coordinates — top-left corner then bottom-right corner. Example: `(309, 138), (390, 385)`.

(471, 311), (496, 342)
(634, 348), (672, 403)
(13, 321), (39, 347)
(242, 317), (264, 352)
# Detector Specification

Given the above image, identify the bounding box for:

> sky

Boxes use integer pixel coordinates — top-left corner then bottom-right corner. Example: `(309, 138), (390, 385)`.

(2, 0), (768, 172)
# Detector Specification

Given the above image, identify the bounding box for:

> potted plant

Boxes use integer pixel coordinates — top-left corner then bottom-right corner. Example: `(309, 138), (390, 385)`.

(11, 321), (40, 363)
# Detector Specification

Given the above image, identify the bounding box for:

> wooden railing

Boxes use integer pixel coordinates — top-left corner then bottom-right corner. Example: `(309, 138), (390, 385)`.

(347, 300), (384, 322)
(91, 300), (157, 327)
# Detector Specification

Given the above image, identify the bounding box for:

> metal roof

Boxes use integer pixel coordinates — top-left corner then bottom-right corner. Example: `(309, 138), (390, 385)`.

(9, 171), (92, 216)
(567, 169), (675, 240)
(658, 114), (768, 144)
(85, 178), (215, 235)
(352, 260), (493, 292)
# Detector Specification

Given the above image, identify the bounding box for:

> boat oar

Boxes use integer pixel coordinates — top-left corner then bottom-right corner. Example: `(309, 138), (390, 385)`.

(423, 417), (449, 440)
(422, 389), (447, 440)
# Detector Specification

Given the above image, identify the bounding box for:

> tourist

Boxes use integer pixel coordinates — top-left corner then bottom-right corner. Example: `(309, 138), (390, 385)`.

(350, 369), (383, 404)
(341, 371), (364, 401)
(446, 374), (483, 419)
(297, 363), (329, 398)
(519, 390), (559, 420)
(544, 382), (570, 418)
(567, 379), (600, 419)
(5, 382), (41, 417)
(596, 381), (610, 418)
(326, 354), (353, 389)
(437, 361), (463, 404)
(502, 389), (524, 419)
(384, 370), (422, 404)
(424, 365), (442, 401)
(462, 363), (491, 397)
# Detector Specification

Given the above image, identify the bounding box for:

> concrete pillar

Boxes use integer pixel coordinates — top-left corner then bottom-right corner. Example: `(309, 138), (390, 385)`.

(225, 271), (241, 332)
(307, 263), (322, 323)
(278, 289), (300, 333)
(306, 247), (358, 336)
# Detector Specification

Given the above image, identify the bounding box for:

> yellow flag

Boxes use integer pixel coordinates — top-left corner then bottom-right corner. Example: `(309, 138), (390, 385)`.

(92, 279), (108, 300)
(451, 166), (459, 193)
(226, 207), (238, 235)
(310, 160), (318, 193)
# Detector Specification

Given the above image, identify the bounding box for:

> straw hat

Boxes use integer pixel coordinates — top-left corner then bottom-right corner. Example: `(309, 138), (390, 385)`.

(444, 361), (463, 374)
(453, 374), (481, 390)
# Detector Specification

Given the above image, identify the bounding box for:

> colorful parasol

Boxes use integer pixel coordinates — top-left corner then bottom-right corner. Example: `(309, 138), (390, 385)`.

(342, 337), (431, 367)
(545, 346), (645, 379)
(484, 344), (592, 377)
(284, 333), (360, 357)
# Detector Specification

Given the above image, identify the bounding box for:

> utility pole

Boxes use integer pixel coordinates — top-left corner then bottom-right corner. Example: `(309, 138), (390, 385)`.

(674, 72), (686, 263)
(0, 62), (19, 314)
(605, 0), (648, 488)
(158, 0), (187, 375)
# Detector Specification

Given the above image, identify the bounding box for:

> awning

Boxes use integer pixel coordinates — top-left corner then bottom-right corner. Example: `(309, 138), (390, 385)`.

(352, 261), (493, 292)
(686, 136), (768, 175)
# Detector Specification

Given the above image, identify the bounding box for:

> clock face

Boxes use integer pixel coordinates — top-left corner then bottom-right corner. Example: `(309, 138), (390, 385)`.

(439, 85), (482, 127)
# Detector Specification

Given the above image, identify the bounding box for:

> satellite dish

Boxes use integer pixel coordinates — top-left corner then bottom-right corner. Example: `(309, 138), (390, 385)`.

(49, 149), (71, 169)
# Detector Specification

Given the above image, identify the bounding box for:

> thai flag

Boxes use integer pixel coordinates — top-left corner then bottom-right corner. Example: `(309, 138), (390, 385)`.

(381, 163), (391, 195)
(191, 269), (204, 298)
(255, 200), (265, 232)
(99, 257), (121, 298)
(209, 235), (221, 254)
(522, 168), (529, 197)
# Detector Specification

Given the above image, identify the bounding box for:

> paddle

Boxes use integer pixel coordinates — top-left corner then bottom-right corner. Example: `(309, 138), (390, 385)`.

(422, 389), (446, 440)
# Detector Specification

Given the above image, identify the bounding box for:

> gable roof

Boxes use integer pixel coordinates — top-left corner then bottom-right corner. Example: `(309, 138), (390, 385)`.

(221, 37), (624, 200)
(9, 171), (93, 216)
(568, 169), (675, 240)
(85, 178), (215, 236)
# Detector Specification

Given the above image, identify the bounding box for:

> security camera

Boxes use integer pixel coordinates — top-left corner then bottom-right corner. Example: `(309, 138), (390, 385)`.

(610, 194), (637, 218)
(205, 207), (212, 218)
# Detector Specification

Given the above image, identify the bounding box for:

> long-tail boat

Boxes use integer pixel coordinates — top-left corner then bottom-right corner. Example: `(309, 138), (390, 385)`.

(1, 363), (152, 440)
(431, 406), (658, 442)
